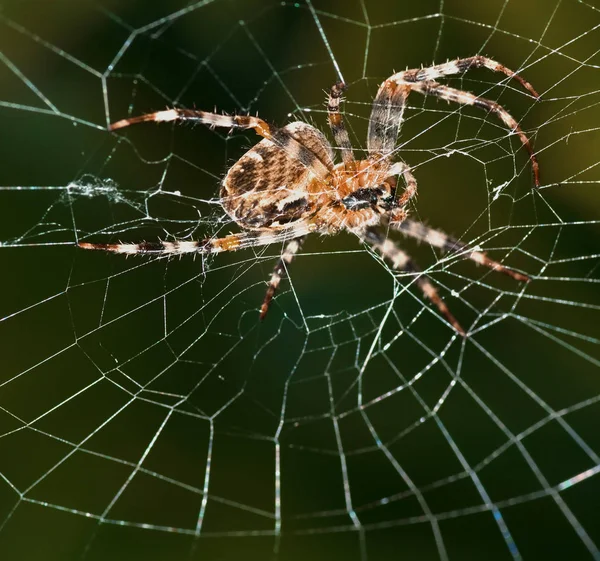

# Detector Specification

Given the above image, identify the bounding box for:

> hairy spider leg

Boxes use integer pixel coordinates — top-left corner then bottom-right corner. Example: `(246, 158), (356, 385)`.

(327, 82), (355, 168)
(110, 109), (274, 137)
(260, 237), (306, 320)
(110, 109), (333, 182)
(79, 223), (312, 255)
(388, 56), (539, 98)
(386, 160), (419, 209)
(393, 220), (530, 282)
(367, 81), (411, 158)
(367, 57), (540, 186)
(363, 228), (466, 335)
(407, 81), (540, 186)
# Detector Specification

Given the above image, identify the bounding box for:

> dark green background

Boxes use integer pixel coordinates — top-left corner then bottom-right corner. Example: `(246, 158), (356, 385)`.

(0, 1), (599, 560)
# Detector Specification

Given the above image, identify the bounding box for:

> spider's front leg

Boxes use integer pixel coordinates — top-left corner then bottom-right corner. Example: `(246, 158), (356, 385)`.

(393, 219), (530, 282)
(386, 160), (419, 210)
(407, 81), (540, 186)
(363, 227), (466, 336)
(368, 57), (541, 186)
(394, 56), (539, 98)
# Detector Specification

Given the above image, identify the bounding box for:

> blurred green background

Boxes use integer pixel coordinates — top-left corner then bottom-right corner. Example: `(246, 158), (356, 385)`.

(0, 1), (599, 560)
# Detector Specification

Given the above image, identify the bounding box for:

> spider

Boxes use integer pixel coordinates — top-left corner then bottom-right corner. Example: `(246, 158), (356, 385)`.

(80, 55), (540, 335)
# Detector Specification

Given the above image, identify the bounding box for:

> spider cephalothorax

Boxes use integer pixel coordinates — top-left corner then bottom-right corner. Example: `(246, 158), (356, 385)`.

(341, 185), (397, 212)
(80, 55), (539, 335)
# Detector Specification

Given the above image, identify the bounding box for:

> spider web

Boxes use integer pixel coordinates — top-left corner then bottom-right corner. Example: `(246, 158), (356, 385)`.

(0, 0), (599, 559)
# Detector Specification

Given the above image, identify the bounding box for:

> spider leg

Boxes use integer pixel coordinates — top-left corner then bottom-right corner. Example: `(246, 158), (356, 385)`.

(390, 56), (539, 98)
(260, 237), (305, 320)
(387, 160), (418, 208)
(110, 109), (274, 139)
(363, 228), (466, 336)
(392, 219), (530, 282)
(406, 80), (540, 186)
(327, 82), (355, 167)
(367, 81), (411, 158)
(110, 109), (333, 181)
(367, 58), (540, 185)
(78, 223), (312, 256)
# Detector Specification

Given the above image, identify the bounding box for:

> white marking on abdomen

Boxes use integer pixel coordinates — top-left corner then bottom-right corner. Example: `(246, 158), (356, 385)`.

(246, 152), (264, 162)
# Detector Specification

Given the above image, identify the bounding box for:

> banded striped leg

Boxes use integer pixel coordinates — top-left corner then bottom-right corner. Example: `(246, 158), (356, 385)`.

(110, 109), (274, 138)
(109, 109), (333, 181)
(367, 81), (411, 158)
(327, 82), (355, 167)
(78, 223), (312, 256)
(368, 57), (540, 185)
(387, 160), (418, 209)
(408, 81), (539, 186)
(393, 220), (530, 282)
(363, 228), (466, 335)
(388, 56), (539, 98)
(260, 237), (305, 320)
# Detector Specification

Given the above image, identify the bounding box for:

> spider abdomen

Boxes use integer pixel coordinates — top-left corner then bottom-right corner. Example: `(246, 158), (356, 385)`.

(220, 122), (333, 230)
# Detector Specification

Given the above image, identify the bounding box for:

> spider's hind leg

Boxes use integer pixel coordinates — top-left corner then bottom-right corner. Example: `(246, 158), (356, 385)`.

(109, 109), (274, 139)
(363, 228), (466, 336)
(78, 225), (312, 257)
(260, 237), (306, 320)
